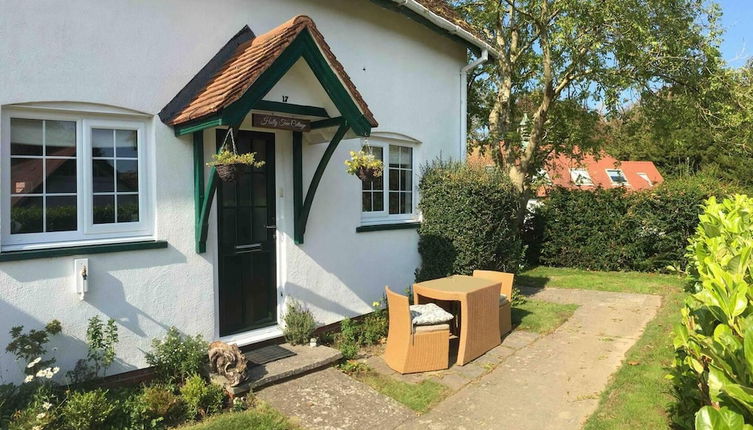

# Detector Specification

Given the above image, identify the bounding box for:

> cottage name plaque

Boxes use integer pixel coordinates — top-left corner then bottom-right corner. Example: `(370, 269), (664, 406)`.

(252, 113), (311, 132)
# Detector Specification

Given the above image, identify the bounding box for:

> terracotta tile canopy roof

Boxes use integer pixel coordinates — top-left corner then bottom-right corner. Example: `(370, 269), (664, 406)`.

(165, 15), (377, 128)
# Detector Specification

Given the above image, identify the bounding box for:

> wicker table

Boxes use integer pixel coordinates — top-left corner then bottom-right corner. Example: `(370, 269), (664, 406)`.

(413, 275), (501, 365)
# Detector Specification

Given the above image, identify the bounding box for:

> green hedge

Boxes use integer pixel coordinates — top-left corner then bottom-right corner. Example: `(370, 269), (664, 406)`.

(531, 175), (742, 272)
(416, 161), (523, 281)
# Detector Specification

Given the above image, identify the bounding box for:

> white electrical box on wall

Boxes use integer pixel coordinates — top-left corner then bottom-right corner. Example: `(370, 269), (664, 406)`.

(74, 258), (88, 300)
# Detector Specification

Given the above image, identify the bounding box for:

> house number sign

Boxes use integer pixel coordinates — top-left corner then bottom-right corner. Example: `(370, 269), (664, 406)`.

(252, 114), (311, 132)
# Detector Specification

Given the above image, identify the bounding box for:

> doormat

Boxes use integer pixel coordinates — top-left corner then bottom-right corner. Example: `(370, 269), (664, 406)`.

(246, 345), (296, 366)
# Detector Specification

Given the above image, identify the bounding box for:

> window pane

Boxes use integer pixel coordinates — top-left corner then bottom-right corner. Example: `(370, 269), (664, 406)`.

(46, 196), (77, 232)
(389, 146), (399, 168)
(10, 196), (43, 234)
(93, 195), (115, 224)
(46, 159), (77, 193)
(401, 192), (412, 214)
(45, 120), (76, 157)
(389, 192), (399, 214)
(10, 158), (43, 194)
(373, 192), (384, 211)
(115, 129), (137, 158)
(93, 159), (115, 192)
(362, 192), (372, 212)
(400, 146), (412, 168)
(400, 170), (412, 190)
(389, 169), (399, 191)
(10, 118), (43, 156)
(92, 128), (114, 157)
(366, 146), (383, 161)
(117, 194), (139, 223)
(116, 160), (139, 193)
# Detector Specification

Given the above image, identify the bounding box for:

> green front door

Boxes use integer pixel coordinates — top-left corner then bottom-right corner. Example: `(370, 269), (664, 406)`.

(217, 130), (277, 336)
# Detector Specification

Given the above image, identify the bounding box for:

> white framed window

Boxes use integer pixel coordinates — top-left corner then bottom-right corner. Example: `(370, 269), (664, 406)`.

(636, 172), (653, 186)
(361, 142), (416, 222)
(605, 169), (629, 186)
(1, 108), (152, 250)
(569, 168), (594, 186)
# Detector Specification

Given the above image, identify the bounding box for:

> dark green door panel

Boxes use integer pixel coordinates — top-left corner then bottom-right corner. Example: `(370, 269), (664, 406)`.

(217, 130), (277, 336)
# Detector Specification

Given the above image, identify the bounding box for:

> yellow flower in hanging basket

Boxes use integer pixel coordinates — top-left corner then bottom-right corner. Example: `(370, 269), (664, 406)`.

(345, 150), (383, 181)
(207, 148), (265, 182)
(206, 148), (265, 168)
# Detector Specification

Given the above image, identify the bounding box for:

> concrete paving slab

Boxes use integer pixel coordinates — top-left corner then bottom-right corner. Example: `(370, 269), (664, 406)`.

(257, 367), (414, 430)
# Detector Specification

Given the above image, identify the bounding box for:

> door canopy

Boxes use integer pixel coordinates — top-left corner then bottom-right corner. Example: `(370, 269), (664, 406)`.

(159, 15), (378, 137)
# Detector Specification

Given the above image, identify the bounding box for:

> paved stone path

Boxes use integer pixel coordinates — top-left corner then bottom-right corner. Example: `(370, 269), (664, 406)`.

(258, 287), (662, 430)
(257, 367), (415, 430)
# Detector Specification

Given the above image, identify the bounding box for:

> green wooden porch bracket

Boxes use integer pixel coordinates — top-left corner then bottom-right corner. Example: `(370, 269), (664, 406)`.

(295, 119), (350, 244)
(193, 131), (206, 252)
(293, 131), (304, 244)
(194, 125), (240, 253)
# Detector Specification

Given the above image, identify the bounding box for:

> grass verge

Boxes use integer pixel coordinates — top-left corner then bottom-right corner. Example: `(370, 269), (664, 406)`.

(178, 403), (296, 430)
(350, 369), (449, 413)
(512, 299), (579, 334)
(518, 266), (686, 430)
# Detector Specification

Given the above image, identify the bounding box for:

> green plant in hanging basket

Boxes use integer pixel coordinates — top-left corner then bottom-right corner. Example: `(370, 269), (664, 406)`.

(345, 150), (383, 181)
(207, 148), (265, 182)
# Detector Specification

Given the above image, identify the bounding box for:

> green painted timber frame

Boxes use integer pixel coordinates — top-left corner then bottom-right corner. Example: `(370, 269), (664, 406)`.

(294, 119), (350, 244)
(186, 26), (375, 252)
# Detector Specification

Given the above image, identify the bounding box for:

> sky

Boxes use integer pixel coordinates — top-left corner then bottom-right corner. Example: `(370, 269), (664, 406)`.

(717, 0), (753, 66)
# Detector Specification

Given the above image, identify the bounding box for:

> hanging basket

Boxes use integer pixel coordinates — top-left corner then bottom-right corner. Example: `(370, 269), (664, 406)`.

(356, 166), (382, 182)
(215, 163), (248, 183)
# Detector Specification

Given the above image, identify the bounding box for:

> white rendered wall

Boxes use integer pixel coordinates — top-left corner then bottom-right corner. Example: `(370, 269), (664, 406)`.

(0, 0), (466, 383)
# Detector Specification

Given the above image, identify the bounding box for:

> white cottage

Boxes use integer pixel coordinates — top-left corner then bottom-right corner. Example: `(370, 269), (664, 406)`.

(0, 0), (495, 382)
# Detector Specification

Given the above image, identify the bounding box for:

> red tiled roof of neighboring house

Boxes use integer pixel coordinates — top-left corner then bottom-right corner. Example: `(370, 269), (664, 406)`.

(467, 148), (664, 195)
(167, 15), (377, 127)
(540, 152), (664, 195)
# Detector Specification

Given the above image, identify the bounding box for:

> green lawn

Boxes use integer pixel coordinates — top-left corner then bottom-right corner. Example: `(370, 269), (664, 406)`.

(351, 369), (450, 413)
(518, 266), (686, 430)
(512, 299), (579, 334)
(178, 403), (296, 430)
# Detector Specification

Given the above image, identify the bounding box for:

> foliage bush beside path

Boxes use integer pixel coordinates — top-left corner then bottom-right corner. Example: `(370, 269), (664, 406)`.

(671, 195), (753, 429)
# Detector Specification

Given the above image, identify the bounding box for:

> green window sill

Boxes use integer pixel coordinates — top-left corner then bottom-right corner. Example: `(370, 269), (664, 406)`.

(356, 222), (420, 233)
(0, 240), (168, 262)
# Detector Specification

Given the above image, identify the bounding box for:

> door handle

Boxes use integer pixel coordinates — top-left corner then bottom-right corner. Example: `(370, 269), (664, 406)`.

(266, 225), (277, 229)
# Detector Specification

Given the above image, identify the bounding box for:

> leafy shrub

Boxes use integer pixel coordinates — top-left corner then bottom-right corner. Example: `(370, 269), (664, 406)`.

(61, 389), (116, 430)
(5, 320), (62, 376)
(68, 316), (120, 384)
(359, 302), (388, 346)
(282, 300), (316, 345)
(336, 318), (361, 360)
(670, 195), (753, 428)
(416, 161), (524, 281)
(145, 327), (208, 383)
(6, 385), (59, 430)
(533, 175), (740, 272)
(140, 384), (185, 426)
(180, 375), (225, 420)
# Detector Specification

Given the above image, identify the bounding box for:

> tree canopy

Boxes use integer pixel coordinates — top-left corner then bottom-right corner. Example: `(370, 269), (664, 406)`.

(456, 0), (722, 199)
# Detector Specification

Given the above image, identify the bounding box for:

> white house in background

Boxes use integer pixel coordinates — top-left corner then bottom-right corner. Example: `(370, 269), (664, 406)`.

(0, 0), (495, 383)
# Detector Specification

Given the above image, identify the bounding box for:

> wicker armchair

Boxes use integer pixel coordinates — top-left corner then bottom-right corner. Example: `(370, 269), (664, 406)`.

(383, 287), (450, 374)
(472, 270), (514, 335)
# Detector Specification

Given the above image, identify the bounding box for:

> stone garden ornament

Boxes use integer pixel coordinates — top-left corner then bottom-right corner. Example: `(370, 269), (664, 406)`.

(208, 341), (248, 387)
